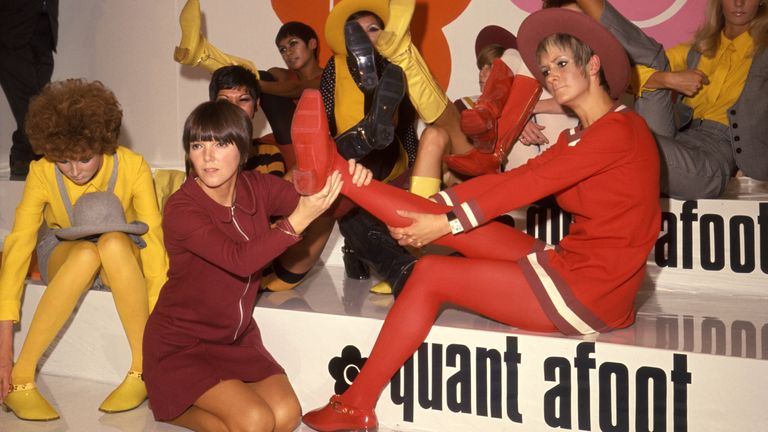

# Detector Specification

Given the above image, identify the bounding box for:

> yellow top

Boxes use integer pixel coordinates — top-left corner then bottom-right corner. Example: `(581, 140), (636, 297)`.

(0, 146), (168, 321)
(634, 31), (754, 126)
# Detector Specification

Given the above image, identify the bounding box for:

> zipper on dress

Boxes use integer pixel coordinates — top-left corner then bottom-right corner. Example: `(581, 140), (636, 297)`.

(231, 206), (251, 341)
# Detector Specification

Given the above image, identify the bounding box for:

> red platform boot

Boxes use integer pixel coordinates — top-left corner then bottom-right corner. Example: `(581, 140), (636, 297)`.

(291, 89), (348, 195)
(459, 58), (514, 151)
(445, 73), (542, 177)
(303, 395), (378, 432)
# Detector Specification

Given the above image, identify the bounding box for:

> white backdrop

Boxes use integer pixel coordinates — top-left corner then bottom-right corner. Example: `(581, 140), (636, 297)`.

(0, 0), (705, 173)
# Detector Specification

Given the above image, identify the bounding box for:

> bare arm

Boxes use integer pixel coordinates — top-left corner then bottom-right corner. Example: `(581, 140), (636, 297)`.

(259, 67), (321, 99)
(534, 98), (566, 114)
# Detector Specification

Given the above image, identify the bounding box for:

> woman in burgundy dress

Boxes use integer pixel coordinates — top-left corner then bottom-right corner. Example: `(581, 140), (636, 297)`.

(143, 100), (370, 431)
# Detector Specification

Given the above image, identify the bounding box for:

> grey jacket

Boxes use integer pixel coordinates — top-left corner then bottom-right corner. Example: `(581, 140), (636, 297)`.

(681, 47), (768, 180)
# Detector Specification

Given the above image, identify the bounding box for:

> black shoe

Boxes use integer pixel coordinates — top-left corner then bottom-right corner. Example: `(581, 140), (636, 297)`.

(342, 244), (370, 280)
(335, 64), (406, 159)
(345, 21), (378, 92)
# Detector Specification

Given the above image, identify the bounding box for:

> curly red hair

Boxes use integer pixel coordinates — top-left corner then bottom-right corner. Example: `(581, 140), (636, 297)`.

(25, 79), (122, 161)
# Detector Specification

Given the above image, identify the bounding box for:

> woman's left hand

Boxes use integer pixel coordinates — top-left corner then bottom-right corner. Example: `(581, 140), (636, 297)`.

(388, 210), (451, 248)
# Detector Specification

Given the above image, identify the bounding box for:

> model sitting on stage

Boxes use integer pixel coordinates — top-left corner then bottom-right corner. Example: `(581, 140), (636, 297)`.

(290, 7), (661, 431)
(142, 100), (371, 431)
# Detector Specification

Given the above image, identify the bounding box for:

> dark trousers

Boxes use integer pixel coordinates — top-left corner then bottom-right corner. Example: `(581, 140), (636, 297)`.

(0, 13), (54, 166)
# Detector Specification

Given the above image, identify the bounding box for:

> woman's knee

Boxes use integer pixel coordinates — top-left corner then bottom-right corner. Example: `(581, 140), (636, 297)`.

(226, 405), (276, 432)
(271, 396), (302, 432)
(62, 241), (102, 269)
(96, 231), (135, 256)
(400, 255), (451, 296)
(419, 127), (450, 155)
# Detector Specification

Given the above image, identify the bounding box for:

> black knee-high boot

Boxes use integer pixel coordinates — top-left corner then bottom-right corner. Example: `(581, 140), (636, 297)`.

(338, 208), (416, 297)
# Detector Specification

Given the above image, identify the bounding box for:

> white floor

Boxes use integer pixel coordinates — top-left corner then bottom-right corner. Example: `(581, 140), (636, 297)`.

(0, 374), (408, 432)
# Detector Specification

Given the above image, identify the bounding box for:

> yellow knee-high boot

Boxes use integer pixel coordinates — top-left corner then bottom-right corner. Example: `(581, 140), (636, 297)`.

(375, 0), (448, 123)
(173, 0), (259, 76)
(5, 242), (101, 421)
(95, 233), (149, 413)
(409, 176), (441, 199)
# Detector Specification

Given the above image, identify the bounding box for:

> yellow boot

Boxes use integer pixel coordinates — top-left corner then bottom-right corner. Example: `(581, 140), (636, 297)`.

(98, 371), (147, 413)
(173, 0), (259, 76)
(3, 383), (60, 421)
(375, 0), (448, 123)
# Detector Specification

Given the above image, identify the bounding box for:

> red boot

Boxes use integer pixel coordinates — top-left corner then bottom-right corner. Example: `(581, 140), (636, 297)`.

(460, 58), (514, 151)
(445, 74), (542, 176)
(303, 395), (378, 432)
(291, 89), (348, 195)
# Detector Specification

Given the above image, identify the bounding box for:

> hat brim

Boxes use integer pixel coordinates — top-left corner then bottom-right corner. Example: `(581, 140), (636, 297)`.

(517, 8), (629, 100)
(325, 0), (390, 56)
(475, 25), (517, 57)
(54, 222), (149, 241)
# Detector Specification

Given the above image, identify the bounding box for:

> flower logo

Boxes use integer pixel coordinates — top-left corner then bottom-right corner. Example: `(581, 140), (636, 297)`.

(328, 345), (368, 394)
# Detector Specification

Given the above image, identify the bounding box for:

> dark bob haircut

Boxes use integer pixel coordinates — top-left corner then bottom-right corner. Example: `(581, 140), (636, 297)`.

(182, 100), (252, 165)
(208, 65), (261, 104)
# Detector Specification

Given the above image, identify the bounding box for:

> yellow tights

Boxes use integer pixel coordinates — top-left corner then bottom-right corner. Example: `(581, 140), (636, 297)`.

(12, 232), (147, 384)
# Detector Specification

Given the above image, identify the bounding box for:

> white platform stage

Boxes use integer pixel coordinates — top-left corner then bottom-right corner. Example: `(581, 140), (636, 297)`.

(1, 177), (767, 431)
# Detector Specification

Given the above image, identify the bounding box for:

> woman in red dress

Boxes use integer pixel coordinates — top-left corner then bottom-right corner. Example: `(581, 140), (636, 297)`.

(293, 7), (660, 431)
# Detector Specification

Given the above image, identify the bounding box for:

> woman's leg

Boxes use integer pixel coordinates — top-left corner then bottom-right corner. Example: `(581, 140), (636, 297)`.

(410, 126), (449, 198)
(12, 242), (101, 383)
(303, 255), (555, 429)
(96, 232), (149, 412)
(247, 374), (302, 432)
(173, 0), (259, 75)
(293, 89), (537, 261)
(5, 241), (101, 420)
(263, 214), (336, 291)
(170, 377), (298, 432)
(344, 255), (555, 407)
(375, 0), (448, 124)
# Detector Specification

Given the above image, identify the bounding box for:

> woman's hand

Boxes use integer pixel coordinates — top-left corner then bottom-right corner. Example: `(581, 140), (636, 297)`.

(0, 321), (14, 402)
(648, 69), (709, 97)
(388, 210), (451, 248)
(519, 121), (548, 146)
(347, 159), (372, 187)
(287, 170), (343, 234)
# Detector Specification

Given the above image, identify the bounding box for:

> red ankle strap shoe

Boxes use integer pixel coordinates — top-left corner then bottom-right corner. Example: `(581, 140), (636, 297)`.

(302, 395), (378, 432)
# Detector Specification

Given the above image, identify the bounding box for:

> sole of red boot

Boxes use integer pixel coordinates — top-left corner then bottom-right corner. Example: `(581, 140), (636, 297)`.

(291, 89), (336, 195)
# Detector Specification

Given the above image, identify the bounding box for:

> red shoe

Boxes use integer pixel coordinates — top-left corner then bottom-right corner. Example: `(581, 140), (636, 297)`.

(443, 149), (502, 177)
(291, 89), (346, 195)
(302, 395), (378, 432)
(446, 74), (542, 177)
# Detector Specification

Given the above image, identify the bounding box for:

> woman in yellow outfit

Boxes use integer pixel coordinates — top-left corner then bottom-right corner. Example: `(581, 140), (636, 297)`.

(0, 79), (168, 421)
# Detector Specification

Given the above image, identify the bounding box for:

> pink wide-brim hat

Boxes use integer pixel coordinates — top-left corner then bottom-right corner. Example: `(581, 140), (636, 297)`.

(517, 8), (630, 99)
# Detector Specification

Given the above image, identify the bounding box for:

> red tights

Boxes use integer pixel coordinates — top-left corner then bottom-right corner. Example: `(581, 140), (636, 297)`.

(291, 90), (557, 410)
(334, 164), (559, 409)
